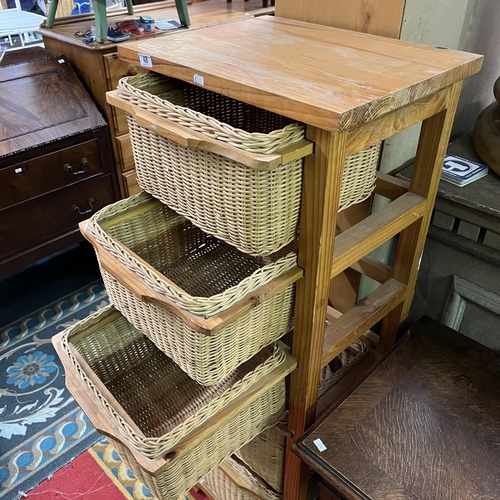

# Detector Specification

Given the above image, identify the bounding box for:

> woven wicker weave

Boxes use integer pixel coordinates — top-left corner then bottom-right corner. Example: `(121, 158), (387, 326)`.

(116, 73), (381, 256)
(200, 457), (282, 500)
(57, 306), (290, 500)
(86, 192), (298, 386)
(236, 339), (368, 492)
(60, 304), (289, 457)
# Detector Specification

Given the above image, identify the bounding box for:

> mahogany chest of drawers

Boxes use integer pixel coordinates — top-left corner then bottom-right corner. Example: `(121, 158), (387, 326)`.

(0, 48), (119, 276)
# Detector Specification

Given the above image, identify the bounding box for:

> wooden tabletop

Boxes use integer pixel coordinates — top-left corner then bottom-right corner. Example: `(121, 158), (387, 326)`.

(117, 16), (483, 132)
(0, 55), (105, 157)
(294, 316), (500, 500)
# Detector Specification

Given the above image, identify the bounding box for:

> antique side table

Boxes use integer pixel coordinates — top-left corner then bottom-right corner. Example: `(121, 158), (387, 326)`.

(294, 316), (500, 500)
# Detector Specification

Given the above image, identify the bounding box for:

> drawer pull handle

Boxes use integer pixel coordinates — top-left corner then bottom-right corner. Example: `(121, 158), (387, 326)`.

(64, 158), (89, 175)
(71, 197), (94, 215)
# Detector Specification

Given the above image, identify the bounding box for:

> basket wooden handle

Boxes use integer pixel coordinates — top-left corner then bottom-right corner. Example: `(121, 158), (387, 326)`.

(106, 90), (313, 171)
(79, 218), (303, 335)
(133, 106), (206, 150)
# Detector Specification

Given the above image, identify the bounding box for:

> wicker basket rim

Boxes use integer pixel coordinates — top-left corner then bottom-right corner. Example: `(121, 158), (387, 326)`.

(88, 192), (298, 318)
(117, 73), (305, 155)
(61, 305), (290, 460)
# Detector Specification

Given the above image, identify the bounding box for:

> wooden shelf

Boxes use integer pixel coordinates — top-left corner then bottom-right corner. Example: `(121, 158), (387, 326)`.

(322, 279), (407, 367)
(331, 193), (427, 279)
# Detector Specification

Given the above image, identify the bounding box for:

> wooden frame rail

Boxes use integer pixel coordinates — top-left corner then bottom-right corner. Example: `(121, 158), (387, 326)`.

(284, 81), (466, 500)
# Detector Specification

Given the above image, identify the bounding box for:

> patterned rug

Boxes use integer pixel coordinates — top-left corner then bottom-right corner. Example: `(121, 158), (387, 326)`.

(0, 281), (108, 499)
(89, 438), (155, 500)
(26, 434), (208, 499)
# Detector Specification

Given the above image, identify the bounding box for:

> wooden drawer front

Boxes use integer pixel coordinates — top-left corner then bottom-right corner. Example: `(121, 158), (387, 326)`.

(117, 134), (135, 172)
(122, 169), (142, 196)
(113, 108), (129, 136)
(104, 53), (146, 91)
(0, 175), (114, 260)
(1, 140), (102, 210)
(104, 54), (148, 136)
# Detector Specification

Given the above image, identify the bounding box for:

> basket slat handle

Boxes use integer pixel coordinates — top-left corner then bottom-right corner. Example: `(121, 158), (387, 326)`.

(107, 90), (313, 171)
(134, 106), (205, 150)
(79, 219), (303, 335)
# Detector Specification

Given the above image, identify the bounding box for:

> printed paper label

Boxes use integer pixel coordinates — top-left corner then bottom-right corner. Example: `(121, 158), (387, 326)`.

(313, 438), (327, 452)
(193, 74), (205, 86)
(138, 54), (153, 68)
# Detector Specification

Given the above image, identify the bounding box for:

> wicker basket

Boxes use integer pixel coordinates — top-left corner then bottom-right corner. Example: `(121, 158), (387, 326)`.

(81, 192), (301, 386)
(235, 339), (368, 492)
(200, 456), (282, 500)
(112, 73), (381, 256)
(53, 305), (296, 500)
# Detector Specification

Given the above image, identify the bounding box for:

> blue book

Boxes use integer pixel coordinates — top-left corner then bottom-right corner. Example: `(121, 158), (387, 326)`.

(441, 154), (489, 187)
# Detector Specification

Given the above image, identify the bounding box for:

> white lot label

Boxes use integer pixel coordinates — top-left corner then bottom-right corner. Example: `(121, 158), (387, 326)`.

(193, 74), (205, 86)
(138, 54), (153, 68)
(313, 438), (327, 452)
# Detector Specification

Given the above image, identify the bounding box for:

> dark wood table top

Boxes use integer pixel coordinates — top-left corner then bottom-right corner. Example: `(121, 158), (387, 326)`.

(0, 52), (105, 158)
(294, 316), (500, 500)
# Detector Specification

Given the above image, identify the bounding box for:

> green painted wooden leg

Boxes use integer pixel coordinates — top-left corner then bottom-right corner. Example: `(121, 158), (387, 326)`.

(175, 0), (190, 27)
(92, 0), (107, 43)
(45, 0), (59, 28)
(125, 0), (133, 16)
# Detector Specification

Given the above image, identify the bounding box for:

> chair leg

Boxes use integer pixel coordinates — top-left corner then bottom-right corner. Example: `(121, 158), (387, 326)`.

(92, 0), (107, 43)
(45, 0), (58, 27)
(125, 0), (133, 16)
(175, 0), (190, 27)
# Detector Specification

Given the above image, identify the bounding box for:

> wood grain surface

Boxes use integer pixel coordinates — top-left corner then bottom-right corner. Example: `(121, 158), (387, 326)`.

(295, 316), (500, 500)
(275, 0), (405, 39)
(117, 16), (482, 132)
(0, 57), (105, 157)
